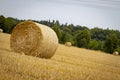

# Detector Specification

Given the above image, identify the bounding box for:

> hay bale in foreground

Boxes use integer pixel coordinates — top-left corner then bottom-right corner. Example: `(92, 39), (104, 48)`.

(10, 21), (58, 58)
(65, 42), (72, 47)
(0, 29), (3, 33)
(113, 51), (119, 55)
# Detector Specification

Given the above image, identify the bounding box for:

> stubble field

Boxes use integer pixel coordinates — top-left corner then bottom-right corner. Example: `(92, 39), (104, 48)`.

(0, 33), (120, 80)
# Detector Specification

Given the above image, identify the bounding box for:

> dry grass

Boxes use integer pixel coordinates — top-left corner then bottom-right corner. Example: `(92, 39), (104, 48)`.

(0, 33), (120, 80)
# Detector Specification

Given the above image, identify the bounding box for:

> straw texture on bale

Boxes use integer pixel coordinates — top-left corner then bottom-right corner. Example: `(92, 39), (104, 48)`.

(113, 51), (119, 55)
(65, 42), (72, 47)
(10, 21), (58, 58)
(0, 29), (3, 33)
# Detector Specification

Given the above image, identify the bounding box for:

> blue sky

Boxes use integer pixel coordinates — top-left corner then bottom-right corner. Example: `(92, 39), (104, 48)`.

(0, 0), (120, 30)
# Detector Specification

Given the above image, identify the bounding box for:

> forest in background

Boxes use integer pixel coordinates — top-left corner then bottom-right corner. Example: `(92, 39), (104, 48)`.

(0, 15), (120, 54)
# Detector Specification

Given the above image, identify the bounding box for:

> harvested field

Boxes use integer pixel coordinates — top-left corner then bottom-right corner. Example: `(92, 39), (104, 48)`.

(0, 33), (120, 80)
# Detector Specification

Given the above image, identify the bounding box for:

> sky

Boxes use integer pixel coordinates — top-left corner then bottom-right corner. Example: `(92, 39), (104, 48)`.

(0, 0), (120, 30)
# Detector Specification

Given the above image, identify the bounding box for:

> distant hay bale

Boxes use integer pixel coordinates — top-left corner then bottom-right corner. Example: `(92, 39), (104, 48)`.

(0, 29), (3, 33)
(10, 21), (58, 58)
(113, 51), (119, 55)
(65, 42), (72, 47)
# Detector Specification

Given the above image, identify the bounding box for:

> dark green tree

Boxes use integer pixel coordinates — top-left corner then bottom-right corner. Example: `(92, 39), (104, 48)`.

(52, 24), (62, 43)
(0, 15), (6, 30)
(118, 39), (120, 47)
(76, 29), (91, 48)
(104, 34), (118, 53)
(88, 40), (99, 50)
(63, 27), (71, 34)
(79, 38), (87, 48)
(97, 41), (104, 51)
(90, 27), (106, 41)
(111, 34), (118, 50)
(62, 32), (74, 44)
(2, 17), (17, 33)
(104, 37), (113, 53)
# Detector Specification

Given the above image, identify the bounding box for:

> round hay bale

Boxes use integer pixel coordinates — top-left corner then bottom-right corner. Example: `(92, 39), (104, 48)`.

(113, 51), (119, 55)
(0, 28), (3, 33)
(10, 21), (58, 58)
(65, 42), (72, 47)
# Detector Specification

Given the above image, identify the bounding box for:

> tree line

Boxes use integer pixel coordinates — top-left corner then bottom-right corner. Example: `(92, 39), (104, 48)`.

(0, 15), (120, 54)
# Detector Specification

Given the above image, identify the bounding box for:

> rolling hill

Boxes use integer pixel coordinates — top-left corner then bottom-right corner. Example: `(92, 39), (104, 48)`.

(0, 33), (120, 80)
